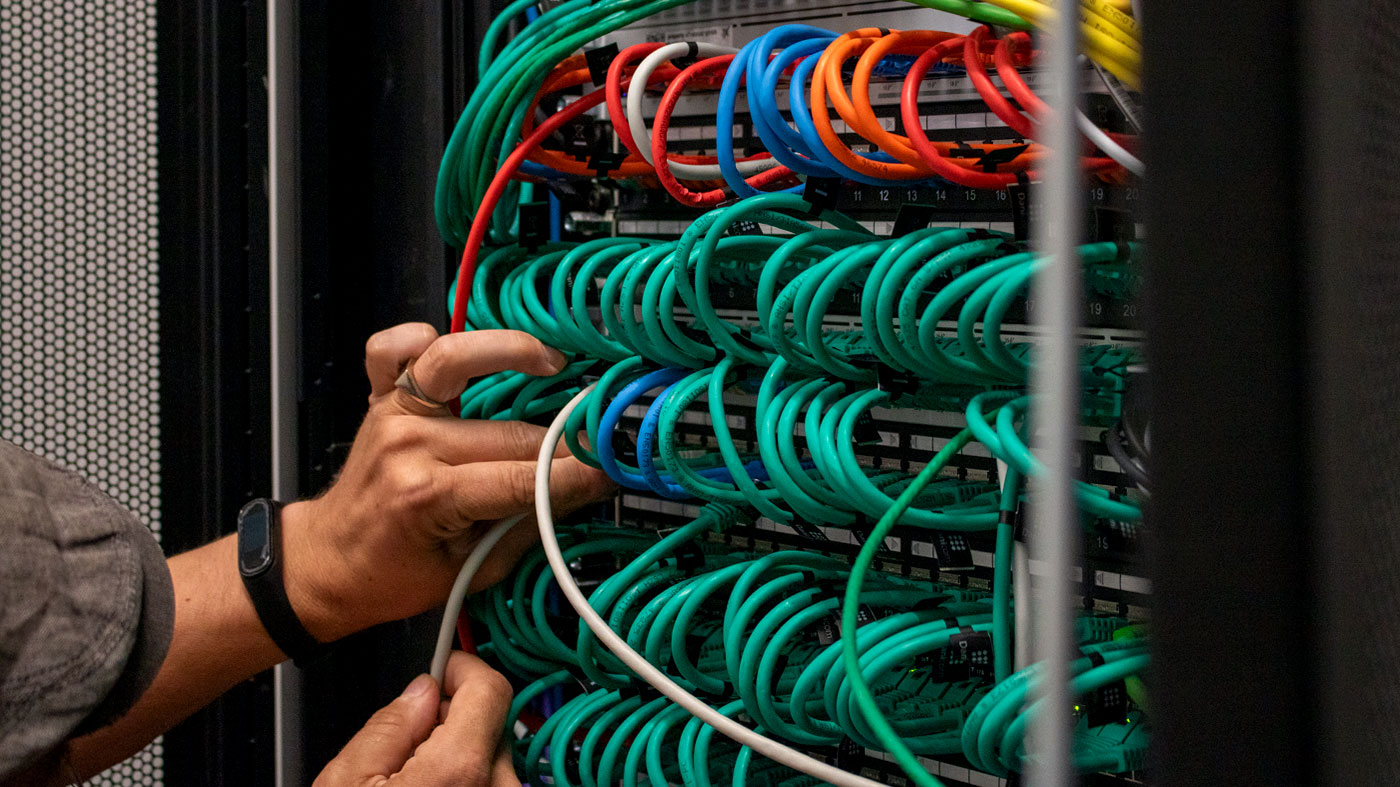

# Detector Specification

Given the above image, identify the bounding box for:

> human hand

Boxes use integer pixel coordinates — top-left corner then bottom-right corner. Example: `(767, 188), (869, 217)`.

(282, 323), (614, 642)
(314, 652), (519, 787)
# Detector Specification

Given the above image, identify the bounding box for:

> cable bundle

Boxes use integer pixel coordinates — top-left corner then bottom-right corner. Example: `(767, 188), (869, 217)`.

(438, 5), (1142, 273)
(429, 3), (1151, 784)
(474, 512), (1148, 785)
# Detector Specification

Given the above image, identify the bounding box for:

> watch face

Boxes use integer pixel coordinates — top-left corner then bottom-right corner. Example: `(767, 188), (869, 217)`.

(239, 501), (274, 576)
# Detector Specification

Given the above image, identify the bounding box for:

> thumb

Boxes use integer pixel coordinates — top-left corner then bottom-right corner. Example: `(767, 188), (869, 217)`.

(319, 674), (439, 783)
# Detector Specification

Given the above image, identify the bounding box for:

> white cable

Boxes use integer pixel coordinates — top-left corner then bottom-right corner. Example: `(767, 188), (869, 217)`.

(1076, 111), (1144, 176)
(535, 386), (883, 787)
(430, 515), (524, 685)
(627, 42), (783, 181)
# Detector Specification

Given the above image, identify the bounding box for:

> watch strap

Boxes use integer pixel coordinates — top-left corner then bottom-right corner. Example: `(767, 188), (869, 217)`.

(237, 499), (324, 666)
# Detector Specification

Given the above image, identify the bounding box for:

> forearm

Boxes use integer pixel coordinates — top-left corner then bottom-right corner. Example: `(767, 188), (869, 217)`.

(66, 503), (339, 778)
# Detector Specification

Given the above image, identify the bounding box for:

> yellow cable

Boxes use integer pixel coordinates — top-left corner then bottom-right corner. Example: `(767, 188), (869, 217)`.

(983, 0), (1141, 88)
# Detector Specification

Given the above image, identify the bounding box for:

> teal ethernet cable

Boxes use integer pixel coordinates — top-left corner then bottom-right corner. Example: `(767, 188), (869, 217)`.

(880, 234), (1012, 381)
(506, 669), (570, 746)
(995, 653), (1151, 773)
(756, 229), (871, 360)
(861, 228), (984, 372)
(720, 551), (846, 684)
(643, 697), (697, 787)
(811, 387), (1000, 529)
(765, 260), (834, 375)
(794, 242), (890, 382)
(624, 245), (710, 368)
(579, 693), (646, 787)
(654, 367), (779, 507)
(551, 689), (623, 787)
(740, 587), (928, 746)
(558, 240), (648, 361)
(474, 595), (562, 678)
(666, 561), (753, 697)
(672, 194), (872, 365)
(706, 357), (792, 522)
(911, 248), (1033, 385)
(626, 702), (692, 787)
(835, 619), (997, 753)
(841, 419), (990, 787)
(595, 695), (672, 787)
(575, 505), (735, 685)
(961, 642), (1149, 775)
(501, 249), (569, 340)
(563, 356), (645, 468)
(522, 685), (583, 785)
(749, 594), (848, 745)
(625, 578), (699, 672)
(753, 361), (857, 525)
(787, 598), (992, 741)
(993, 396), (1143, 521)
(531, 536), (651, 667)
(679, 699), (746, 787)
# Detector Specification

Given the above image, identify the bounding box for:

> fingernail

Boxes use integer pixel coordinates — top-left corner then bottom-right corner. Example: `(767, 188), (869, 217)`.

(401, 674), (434, 700)
(543, 347), (568, 373)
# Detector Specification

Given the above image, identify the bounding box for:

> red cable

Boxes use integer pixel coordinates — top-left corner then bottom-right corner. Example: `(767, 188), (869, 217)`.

(900, 41), (1021, 189)
(650, 55), (797, 207)
(450, 86), (609, 333)
(963, 27), (1037, 139)
(995, 32), (1050, 118)
(456, 611), (478, 655)
(989, 28), (1139, 155)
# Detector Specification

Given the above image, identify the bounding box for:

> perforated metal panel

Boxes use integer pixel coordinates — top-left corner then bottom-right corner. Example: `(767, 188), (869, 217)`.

(0, 1), (162, 784)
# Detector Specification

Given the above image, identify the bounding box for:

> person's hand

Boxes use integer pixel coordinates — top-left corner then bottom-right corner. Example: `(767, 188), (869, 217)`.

(281, 323), (614, 642)
(315, 652), (519, 787)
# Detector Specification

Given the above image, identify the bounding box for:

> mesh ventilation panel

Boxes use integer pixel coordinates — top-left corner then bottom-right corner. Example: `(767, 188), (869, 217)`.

(0, 1), (162, 784)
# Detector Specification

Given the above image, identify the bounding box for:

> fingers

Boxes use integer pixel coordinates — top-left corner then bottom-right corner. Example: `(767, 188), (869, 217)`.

(314, 674), (439, 785)
(384, 331), (568, 416)
(493, 745), (522, 787)
(397, 653), (514, 786)
(410, 419), (575, 466)
(444, 455), (616, 523)
(365, 323), (439, 405)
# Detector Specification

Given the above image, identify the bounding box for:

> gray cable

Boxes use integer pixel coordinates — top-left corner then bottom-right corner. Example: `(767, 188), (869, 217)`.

(430, 516), (523, 685)
(1025, 0), (1084, 782)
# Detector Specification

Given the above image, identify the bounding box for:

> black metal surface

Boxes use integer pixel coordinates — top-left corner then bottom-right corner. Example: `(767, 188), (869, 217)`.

(156, 0), (276, 783)
(1306, 1), (1400, 784)
(1142, 0), (1313, 785)
(291, 0), (458, 773)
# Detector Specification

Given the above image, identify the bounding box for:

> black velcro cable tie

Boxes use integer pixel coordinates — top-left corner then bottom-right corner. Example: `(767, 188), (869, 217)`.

(968, 227), (994, 240)
(673, 41), (701, 70)
(1114, 239), (1134, 262)
(802, 176), (841, 215)
(876, 27), (891, 35)
(998, 510), (1017, 526)
(1085, 650), (1107, 668)
(584, 42), (620, 87)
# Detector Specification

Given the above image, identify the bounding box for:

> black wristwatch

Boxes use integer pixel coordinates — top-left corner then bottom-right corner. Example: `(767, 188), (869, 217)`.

(237, 499), (324, 666)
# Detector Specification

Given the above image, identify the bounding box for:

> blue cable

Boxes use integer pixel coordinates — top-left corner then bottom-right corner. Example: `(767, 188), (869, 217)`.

(751, 36), (840, 178)
(715, 31), (815, 197)
(636, 380), (699, 499)
(787, 52), (916, 187)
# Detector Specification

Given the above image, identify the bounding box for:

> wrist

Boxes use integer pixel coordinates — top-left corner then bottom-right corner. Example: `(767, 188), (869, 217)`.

(279, 501), (360, 643)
